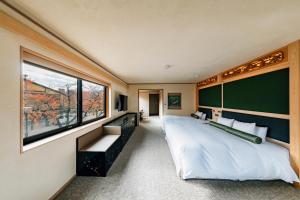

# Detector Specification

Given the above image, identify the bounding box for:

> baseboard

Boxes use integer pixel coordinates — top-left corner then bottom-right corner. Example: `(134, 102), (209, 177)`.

(49, 175), (76, 200)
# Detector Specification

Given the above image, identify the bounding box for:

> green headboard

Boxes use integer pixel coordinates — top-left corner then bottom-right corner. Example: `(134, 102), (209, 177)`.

(223, 68), (289, 114)
(199, 84), (222, 107)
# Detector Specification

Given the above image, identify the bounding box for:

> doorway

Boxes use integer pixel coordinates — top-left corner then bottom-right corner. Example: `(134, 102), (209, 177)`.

(149, 94), (159, 116)
(138, 89), (163, 119)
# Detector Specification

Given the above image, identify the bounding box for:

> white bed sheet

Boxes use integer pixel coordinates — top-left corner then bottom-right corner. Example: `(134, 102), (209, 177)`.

(162, 115), (299, 183)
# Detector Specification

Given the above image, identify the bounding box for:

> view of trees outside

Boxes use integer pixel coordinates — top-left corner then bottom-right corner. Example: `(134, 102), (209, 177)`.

(23, 63), (77, 138)
(82, 80), (105, 122)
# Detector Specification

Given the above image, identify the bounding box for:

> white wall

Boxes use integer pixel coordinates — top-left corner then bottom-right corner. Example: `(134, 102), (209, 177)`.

(0, 7), (194, 200)
(0, 25), (127, 200)
(129, 84), (196, 116)
(138, 90), (162, 117)
(139, 91), (150, 117)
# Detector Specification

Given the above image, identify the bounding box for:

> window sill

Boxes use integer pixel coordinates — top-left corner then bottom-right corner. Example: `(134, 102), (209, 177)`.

(21, 117), (111, 153)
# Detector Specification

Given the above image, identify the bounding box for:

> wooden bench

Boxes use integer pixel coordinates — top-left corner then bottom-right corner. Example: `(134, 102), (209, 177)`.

(76, 113), (137, 176)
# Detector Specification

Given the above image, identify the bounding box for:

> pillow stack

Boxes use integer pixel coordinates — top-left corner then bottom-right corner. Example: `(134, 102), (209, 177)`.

(232, 120), (256, 135)
(191, 113), (200, 119)
(194, 111), (207, 120)
(212, 116), (268, 143)
(254, 126), (268, 143)
(217, 116), (234, 127)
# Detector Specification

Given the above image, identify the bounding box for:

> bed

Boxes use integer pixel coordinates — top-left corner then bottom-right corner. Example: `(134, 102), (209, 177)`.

(162, 115), (299, 183)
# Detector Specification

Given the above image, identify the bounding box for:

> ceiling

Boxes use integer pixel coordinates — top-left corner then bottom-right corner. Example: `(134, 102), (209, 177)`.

(6, 0), (300, 83)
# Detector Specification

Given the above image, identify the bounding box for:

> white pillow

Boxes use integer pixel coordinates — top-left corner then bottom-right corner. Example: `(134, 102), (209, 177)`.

(255, 126), (268, 142)
(217, 117), (234, 127)
(232, 120), (256, 135)
(201, 113), (206, 120)
(195, 111), (203, 118)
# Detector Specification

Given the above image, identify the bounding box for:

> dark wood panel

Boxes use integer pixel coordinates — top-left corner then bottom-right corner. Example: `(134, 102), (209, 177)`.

(223, 68), (289, 114)
(199, 85), (222, 107)
(222, 111), (289, 143)
(76, 113), (137, 177)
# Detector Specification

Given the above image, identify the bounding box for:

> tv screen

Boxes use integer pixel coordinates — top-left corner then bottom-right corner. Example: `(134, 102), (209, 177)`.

(123, 95), (128, 111)
(117, 95), (128, 111)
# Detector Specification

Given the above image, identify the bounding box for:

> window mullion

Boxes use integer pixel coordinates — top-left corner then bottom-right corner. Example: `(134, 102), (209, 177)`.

(77, 79), (83, 125)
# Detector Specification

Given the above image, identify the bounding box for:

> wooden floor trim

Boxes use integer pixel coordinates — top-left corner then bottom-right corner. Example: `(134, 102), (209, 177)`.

(49, 175), (76, 200)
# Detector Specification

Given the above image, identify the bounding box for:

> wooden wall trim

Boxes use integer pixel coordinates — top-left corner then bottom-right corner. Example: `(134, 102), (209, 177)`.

(19, 45), (24, 153)
(222, 108), (290, 120)
(288, 41), (300, 187)
(21, 47), (111, 87)
(266, 138), (289, 149)
(106, 86), (112, 118)
(195, 86), (199, 111)
(197, 47), (288, 88)
(197, 75), (218, 87)
(129, 83), (195, 85)
(0, 1), (126, 86)
(222, 47), (288, 80)
(198, 105), (217, 109)
(0, 10), (127, 87)
(199, 106), (289, 120)
(222, 62), (289, 83)
(197, 82), (221, 90)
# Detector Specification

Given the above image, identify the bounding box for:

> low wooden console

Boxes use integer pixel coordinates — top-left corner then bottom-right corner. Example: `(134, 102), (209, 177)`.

(76, 113), (138, 177)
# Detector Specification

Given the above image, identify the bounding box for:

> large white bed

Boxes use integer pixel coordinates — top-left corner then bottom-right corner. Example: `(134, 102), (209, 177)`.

(162, 115), (299, 183)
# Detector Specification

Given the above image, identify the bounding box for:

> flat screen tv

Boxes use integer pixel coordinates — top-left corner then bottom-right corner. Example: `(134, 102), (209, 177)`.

(117, 94), (128, 111)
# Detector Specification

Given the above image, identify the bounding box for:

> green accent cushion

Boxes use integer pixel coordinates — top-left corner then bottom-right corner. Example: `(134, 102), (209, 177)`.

(209, 121), (262, 144)
(209, 121), (228, 131)
(225, 126), (262, 144)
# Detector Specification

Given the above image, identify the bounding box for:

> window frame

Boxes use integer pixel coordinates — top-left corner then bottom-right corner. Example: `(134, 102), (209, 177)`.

(81, 79), (107, 125)
(22, 61), (107, 145)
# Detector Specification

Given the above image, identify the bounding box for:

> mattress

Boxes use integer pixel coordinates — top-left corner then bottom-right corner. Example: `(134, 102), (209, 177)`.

(162, 115), (299, 183)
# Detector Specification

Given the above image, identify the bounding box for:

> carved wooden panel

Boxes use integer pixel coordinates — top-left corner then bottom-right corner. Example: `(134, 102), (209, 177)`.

(197, 75), (218, 87)
(222, 49), (287, 79)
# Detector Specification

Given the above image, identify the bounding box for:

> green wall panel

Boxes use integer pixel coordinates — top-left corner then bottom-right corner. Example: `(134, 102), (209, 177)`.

(199, 84), (222, 107)
(223, 68), (289, 114)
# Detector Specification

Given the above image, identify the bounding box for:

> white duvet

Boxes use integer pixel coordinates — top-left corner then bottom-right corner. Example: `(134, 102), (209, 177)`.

(162, 115), (299, 183)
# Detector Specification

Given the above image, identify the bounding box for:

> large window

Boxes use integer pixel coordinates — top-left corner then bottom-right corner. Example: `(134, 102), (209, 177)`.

(82, 80), (106, 123)
(22, 62), (106, 145)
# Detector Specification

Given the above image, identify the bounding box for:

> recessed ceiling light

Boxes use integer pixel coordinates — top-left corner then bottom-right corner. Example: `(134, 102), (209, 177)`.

(164, 65), (172, 70)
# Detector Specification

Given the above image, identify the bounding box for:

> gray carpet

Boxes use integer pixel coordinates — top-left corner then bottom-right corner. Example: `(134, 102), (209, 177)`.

(57, 117), (300, 200)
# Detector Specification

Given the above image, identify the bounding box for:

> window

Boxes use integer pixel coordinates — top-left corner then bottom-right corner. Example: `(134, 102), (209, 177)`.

(82, 80), (106, 123)
(22, 62), (107, 145)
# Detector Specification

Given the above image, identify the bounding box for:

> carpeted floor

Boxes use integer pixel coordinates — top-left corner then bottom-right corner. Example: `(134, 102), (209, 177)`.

(57, 117), (300, 200)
